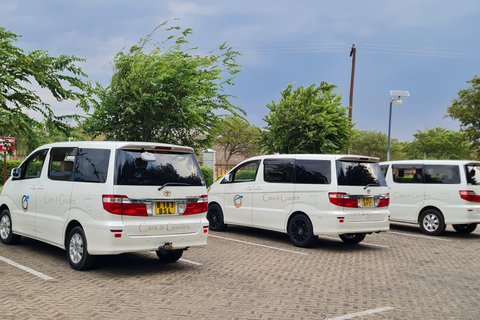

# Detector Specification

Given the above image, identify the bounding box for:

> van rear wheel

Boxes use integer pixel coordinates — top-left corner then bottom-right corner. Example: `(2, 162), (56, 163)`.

(339, 233), (366, 244)
(288, 214), (316, 247)
(419, 209), (445, 236)
(453, 223), (477, 234)
(66, 226), (96, 270)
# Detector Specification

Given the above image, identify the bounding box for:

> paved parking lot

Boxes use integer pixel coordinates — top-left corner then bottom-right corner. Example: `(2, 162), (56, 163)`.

(1, 223), (480, 320)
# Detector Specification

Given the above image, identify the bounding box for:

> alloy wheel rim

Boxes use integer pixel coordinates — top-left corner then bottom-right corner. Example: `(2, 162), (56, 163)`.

(292, 220), (308, 242)
(69, 233), (84, 264)
(423, 214), (439, 231)
(0, 215), (10, 240)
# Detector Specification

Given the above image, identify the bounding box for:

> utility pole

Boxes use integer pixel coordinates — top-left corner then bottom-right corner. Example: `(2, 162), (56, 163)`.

(346, 44), (356, 154)
(348, 43), (356, 125)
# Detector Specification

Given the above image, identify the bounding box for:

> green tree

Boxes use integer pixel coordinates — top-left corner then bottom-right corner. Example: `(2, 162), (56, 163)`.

(0, 27), (89, 140)
(82, 21), (244, 151)
(403, 127), (474, 160)
(349, 129), (405, 161)
(214, 115), (261, 164)
(261, 82), (350, 154)
(447, 75), (480, 147)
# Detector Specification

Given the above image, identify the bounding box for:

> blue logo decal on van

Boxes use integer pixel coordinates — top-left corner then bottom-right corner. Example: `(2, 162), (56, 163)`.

(22, 195), (29, 212)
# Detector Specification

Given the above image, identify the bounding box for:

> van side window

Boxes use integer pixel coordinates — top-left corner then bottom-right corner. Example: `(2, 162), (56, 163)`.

(424, 165), (460, 184)
(392, 165), (423, 183)
(295, 160), (330, 184)
(264, 159), (294, 183)
(16, 149), (48, 180)
(74, 149), (110, 183)
(231, 161), (260, 182)
(48, 147), (76, 181)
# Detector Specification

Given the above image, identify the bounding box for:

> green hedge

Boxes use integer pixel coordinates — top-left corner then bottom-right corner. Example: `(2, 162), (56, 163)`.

(200, 166), (214, 187)
(0, 160), (23, 184)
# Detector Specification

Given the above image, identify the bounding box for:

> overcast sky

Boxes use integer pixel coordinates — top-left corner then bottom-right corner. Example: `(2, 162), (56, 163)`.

(2, 0), (479, 141)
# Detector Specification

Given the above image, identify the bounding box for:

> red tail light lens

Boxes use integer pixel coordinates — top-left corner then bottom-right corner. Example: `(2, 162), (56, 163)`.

(459, 190), (480, 203)
(102, 195), (147, 216)
(328, 192), (358, 208)
(377, 193), (390, 208)
(184, 195), (208, 215)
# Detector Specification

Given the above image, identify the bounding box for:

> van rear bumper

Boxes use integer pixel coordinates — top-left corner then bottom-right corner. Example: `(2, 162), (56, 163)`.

(311, 213), (390, 235)
(84, 224), (209, 255)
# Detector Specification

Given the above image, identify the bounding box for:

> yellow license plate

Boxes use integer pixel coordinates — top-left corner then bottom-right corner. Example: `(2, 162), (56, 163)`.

(155, 202), (175, 214)
(361, 197), (374, 207)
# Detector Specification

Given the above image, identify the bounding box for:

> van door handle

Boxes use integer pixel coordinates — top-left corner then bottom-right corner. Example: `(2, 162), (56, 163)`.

(245, 186), (253, 191)
(30, 186), (36, 190)
(254, 186), (261, 190)
(37, 185), (44, 190)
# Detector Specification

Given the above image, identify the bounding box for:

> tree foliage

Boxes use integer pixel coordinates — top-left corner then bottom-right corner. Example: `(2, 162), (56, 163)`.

(214, 115), (261, 164)
(349, 129), (405, 161)
(0, 27), (89, 140)
(447, 75), (480, 147)
(82, 21), (244, 151)
(403, 127), (474, 160)
(261, 82), (350, 154)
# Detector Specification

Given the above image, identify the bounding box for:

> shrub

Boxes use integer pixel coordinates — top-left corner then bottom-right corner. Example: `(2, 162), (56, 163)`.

(200, 166), (214, 188)
(0, 160), (23, 183)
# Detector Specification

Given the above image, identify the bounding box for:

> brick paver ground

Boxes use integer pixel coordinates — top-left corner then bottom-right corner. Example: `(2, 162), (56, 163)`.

(1, 223), (479, 319)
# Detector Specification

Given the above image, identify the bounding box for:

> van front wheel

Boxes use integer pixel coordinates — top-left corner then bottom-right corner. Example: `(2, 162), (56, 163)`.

(339, 233), (366, 244)
(419, 209), (445, 236)
(288, 214), (316, 247)
(453, 223), (477, 234)
(207, 204), (227, 231)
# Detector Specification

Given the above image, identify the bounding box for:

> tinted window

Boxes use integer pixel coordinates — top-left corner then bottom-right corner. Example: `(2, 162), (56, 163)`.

(424, 165), (460, 184)
(231, 161), (260, 182)
(115, 150), (204, 186)
(74, 149), (110, 183)
(380, 165), (388, 177)
(48, 147), (76, 181)
(264, 159), (293, 183)
(16, 149), (48, 180)
(295, 160), (330, 184)
(466, 164), (480, 185)
(336, 160), (386, 186)
(392, 165), (423, 183)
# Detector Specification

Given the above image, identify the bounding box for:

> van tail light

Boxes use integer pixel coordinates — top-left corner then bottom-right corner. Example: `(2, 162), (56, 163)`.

(184, 195), (208, 215)
(328, 193), (358, 208)
(377, 193), (390, 208)
(102, 195), (147, 216)
(459, 190), (480, 203)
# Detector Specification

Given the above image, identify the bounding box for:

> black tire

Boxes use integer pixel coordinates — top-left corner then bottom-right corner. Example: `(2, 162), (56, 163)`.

(156, 249), (183, 263)
(453, 223), (477, 234)
(419, 209), (445, 236)
(287, 214), (316, 248)
(339, 233), (366, 244)
(66, 226), (95, 271)
(207, 203), (227, 231)
(0, 209), (21, 245)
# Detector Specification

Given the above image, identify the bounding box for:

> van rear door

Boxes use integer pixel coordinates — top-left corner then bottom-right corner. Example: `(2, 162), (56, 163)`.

(334, 157), (389, 222)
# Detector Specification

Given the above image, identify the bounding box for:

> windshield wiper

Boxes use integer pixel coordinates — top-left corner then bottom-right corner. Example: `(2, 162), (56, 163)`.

(364, 183), (380, 190)
(158, 182), (191, 191)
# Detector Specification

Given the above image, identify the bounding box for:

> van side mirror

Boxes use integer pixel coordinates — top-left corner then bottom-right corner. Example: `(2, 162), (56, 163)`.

(11, 168), (20, 178)
(223, 173), (233, 183)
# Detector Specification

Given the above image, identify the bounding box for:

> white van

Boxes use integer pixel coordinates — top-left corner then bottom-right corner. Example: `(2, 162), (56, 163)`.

(207, 155), (390, 247)
(380, 160), (480, 236)
(0, 141), (209, 270)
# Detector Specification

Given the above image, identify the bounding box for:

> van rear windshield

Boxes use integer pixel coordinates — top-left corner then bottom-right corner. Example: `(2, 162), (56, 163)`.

(114, 150), (205, 186)
(336, 160), (386, 186)
(465, 164), (480, 185)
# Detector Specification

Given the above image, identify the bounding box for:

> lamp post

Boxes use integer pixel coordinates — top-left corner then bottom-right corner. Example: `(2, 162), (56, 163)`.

(387, 90), (410, 161)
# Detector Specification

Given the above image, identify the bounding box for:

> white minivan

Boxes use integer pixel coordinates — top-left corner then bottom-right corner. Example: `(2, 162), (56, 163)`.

(0, 141), (209, 270)
(207, 154), (390, 247)
(380, 160), (480, 236)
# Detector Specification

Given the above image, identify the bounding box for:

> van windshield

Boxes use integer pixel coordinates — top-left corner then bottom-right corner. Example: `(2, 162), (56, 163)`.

(336, 160), (386, 186)
(465, 164), (480, 185)
(115, 150), (205, 186)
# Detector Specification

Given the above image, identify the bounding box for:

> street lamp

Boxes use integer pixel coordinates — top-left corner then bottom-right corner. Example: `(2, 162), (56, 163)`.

(387, 90), (410, 161)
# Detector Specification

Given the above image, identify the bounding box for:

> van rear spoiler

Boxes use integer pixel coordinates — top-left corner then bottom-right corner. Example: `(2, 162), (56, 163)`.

(116, 142), (193, 154)
(337, 155), (380, 163)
